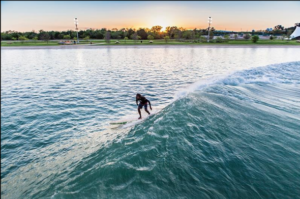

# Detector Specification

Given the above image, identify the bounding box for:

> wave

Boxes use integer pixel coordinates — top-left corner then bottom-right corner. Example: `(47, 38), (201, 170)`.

(56, 61), (299, 198)
(175, 61), (300, 99)
(2, 61), (300, 199)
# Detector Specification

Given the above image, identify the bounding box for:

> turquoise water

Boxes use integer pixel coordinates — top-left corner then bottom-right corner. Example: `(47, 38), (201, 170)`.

(1, 47), (300, 198)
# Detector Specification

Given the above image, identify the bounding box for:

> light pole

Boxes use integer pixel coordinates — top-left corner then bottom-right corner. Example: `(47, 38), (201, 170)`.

(74, 18), (79, 44)
(207, 16), (212, 42)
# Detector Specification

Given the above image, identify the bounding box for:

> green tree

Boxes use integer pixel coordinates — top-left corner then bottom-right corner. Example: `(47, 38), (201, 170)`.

(200, 36), (206, 43)
(151, 25), (163, 33)
(224, 34), (229, 42)
(33, 36), (38, 43)
(274, 25), (284, 31)
(40, 32), (50, 43)
(216, 37), (223, 43)
(274, 25), (284, 35)
(137, 28), (148, 40)
(174, 30), (182, 41)
(1, 33), (12, 40)
(147, 35), (154, 40)
(150, 26), (163, 39)
(243, 33), (251, 40)
(11, 31), (20, 40)
(165, 26), (178, 38)
(131, 32), (138, 43)
(126, 28), (135, 38)
(287, 29), (293, 38)
(111, 31), (121, 39)
(164, 36), (170, 43)
(195, 32), (202, 42)
(124, 36), (128, 44)
(251, 35), (259, 43)
(95, 31), (104, 39)
(19, 36), (28, 44)
(84, 36), (90, 42)
(182, 31), (192, 39)
(63, 35), (71, 40)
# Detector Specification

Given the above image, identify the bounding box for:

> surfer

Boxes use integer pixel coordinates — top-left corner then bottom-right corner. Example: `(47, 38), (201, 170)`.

(136, 93), (152, 119)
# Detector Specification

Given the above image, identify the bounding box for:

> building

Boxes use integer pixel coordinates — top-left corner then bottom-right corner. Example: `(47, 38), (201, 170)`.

(290, 23), (300, 40)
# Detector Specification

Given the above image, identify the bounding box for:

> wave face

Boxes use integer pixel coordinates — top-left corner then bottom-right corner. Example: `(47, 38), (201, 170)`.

(1, 47), (300, 199)
(95, 62), (300, 199)
(14, 61), (300, 199)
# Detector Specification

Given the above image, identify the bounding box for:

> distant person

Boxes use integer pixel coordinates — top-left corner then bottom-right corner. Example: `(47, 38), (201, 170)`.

(74, 40), (76, 44)
(141, 40), (142, 43)
(136, 93), (152, 119)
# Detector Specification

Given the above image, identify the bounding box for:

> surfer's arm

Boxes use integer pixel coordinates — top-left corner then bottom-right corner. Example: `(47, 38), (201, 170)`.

(136, 99), (139, 106)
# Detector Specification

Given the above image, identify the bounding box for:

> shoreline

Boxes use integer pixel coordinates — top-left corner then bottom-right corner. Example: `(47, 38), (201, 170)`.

(1, 44), (300, 50)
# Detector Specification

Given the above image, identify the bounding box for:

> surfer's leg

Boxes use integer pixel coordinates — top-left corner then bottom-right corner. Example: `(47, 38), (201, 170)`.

(144, 104), (150, 115)
(138, 107), (142, 119)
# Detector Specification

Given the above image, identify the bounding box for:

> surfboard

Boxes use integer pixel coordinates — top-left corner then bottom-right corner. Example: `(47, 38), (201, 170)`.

(109, 107), (163, 128)
(109, 116), (149, 125)
(109, 121), (131, 125)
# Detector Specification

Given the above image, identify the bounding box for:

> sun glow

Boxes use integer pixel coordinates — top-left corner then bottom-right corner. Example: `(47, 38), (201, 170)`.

(149, 16), (174, 32)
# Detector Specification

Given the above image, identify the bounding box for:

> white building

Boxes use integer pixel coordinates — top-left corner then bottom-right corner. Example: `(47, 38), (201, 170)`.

(290, 26), (300, 40)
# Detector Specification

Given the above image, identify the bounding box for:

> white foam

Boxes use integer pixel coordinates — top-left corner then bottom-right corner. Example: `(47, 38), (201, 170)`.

(173, 61), (300, 99)
(174, 73), (232, 100)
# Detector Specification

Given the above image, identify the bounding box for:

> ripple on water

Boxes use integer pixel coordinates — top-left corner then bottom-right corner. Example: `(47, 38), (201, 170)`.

(1, 47), (300, 198)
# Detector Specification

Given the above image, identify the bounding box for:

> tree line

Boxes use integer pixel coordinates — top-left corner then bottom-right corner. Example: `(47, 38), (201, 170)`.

(1, 25), (296, 41)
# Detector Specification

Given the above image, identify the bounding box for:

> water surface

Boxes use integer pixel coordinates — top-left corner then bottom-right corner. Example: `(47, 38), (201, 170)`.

(1, 46), (300, 198)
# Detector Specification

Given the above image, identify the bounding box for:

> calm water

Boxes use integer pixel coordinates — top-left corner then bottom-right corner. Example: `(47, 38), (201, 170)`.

(1, 46), (300, 198)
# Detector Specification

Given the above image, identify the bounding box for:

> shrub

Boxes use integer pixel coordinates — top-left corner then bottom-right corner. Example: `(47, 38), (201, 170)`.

(147, 35), (154, 40)
(243, 34), (251, 40)
(84, 36), (90, 42)
(200, 36), (206, 42)
(33, 36), (38, 43)
(216, 37), (223, 43)
(63, 35), (71, 40)
(270, 35), (274, 40)
(224, 35), (229, 42)
(164, 36), (170, 43)
(19, 36), (28, 44)
(251, 35), (259, 43)
(124, 37), (128, 44)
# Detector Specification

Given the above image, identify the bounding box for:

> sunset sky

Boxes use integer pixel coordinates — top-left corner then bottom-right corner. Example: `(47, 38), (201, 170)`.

(1, 1), (299, 32)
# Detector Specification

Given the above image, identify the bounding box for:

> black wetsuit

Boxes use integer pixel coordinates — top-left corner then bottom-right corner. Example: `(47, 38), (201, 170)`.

(136, 96), (149, 105)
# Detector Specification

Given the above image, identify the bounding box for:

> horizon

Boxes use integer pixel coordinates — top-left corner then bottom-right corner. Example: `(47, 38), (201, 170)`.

(1, 1), (300, 32)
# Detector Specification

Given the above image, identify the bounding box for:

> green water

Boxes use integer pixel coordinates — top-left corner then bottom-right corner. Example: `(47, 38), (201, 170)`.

(1, 47), (300, 198)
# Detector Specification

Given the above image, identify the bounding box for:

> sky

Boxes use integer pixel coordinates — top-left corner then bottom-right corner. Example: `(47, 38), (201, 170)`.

(1, 1), (300, 32)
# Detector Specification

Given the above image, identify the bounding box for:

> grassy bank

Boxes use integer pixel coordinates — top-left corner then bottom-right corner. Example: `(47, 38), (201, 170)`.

(1, 39), (299, 46)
